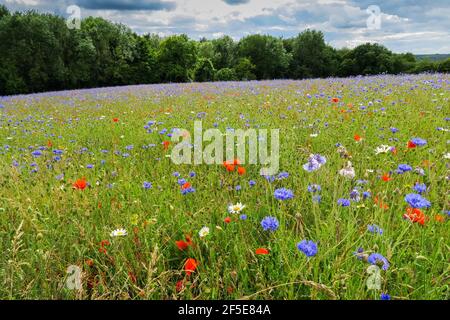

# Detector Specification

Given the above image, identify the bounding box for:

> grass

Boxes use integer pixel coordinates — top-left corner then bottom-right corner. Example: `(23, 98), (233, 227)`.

(0, 74), (449, 300)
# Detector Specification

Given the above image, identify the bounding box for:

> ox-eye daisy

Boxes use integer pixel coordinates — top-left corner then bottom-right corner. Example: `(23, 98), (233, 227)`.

(228, 202), (245, 214)
(375, 145), (392, 155)
(110, 228), (127, 237)
(199, 226), (210, 238)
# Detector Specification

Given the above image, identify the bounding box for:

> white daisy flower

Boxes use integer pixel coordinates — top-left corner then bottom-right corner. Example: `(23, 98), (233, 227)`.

(110, 228), (127, 237)
(228, 202), (246, 214)
(375, 145), (392, 155)
(444, 153), (450, 159)
(198, 226), (210, 238)
(339, 161), (356, 179)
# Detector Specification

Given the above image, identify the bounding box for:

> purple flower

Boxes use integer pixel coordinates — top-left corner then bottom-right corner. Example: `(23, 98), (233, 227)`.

(31, 150), (42, 157)
(380, 293), (391, 300)
(249, 180), (256, 187)
(337, 198), (351, 207)
(413, 183), (427, 194)
(397, 164), (412, 173)
(277, 172), (289, 180)
(405, 193), (431, 208)
(411, 138), (427, 146)
(350, 189), (360, 202)
(239, 214), (247, 220)
(368, 253), (390, 270)
(303, 154), (326, 172)
(367, 224), (383, 235)
(261, 216), (279, 232)
(296, 240), (318, 257)
(181, 187), (195, 195)
(274, 188), (294, 200)
(307, 184), (321, 193)
(143, 181), (152, 189)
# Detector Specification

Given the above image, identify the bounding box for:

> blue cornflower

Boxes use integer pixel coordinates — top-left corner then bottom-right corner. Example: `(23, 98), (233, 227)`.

(350, 189), (360, 202)
(368, 253), (390, 270)
(397, 164), (412, 173)
(337, 198), (351, 207)
(261, 216), (279, 232)
(125, 145), (134, 150)
(173, 172), (180, 177)
(53, 149), (63, 155)
(177, 178), (186, 186)
(390, 127), (399, 133)
(363, 191), (371, 199)
(239, 214), (247, 220)
(235, 185), (241, 191)
(312, 195), (322, 203)
(380, 293), (391, 300)
(249, 180), (256, 187)
(296, 240), (318, 257)
(189, 171), (196, 178)
(31, 150), (42, 157)
(367, 224), (383, 235)
(55, 173), (64, 180)
(411, 138), (427, 146)
(142, 181), (152, 189)
(263, 175), (276, 183)
(181, 187), (195, 195)
(86, 164), (94, 169)
(353, 247), (364, 260)
(405, 193), (431, 208)
(277, 172), (289, 180)
(307, 184), (321, 193)
(274, 188), (294, 200)
(303, 154), (326, 172)
(413, 183), (427, 194)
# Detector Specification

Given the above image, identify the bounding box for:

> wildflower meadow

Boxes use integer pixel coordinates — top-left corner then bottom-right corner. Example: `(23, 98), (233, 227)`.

(0, 74), (449, 300)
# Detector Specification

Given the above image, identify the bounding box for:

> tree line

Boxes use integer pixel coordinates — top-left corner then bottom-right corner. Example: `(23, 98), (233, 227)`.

(1, 5), (449, 95)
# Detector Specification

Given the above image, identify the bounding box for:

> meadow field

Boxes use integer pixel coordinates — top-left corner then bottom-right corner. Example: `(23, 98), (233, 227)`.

(0, 74), (448, 300)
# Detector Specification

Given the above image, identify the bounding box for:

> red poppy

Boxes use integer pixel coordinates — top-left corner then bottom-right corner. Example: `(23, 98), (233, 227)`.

(184, 258), (198, 276)
(255, 248), (269, 255)
(73, 178), (87, 190)
(47, 140), (53, 147)
(128, 271), (137, 284)
(185, 235), (193, 246)
(113, 118), (119, 122)
(176, 235), (193, 251)
(381, 174), (391, 182)
(224, 217), (231, 223)
(237, 166), (246, 175)
(176, 240), (189, 251)
(354, 134), (362, 142)
(407, 140), (416, 149)
(404, 207), (425, 225)
(226, 164), (235, 172)
(233, 158), (241, 165)
(331, 97), (340, 103)
(176, 280), (184, 292)
(181, 182), (191, 190)
(162, 140), (170, 150)
(374, 196), (389, 210)
(85, 259), (94, 267)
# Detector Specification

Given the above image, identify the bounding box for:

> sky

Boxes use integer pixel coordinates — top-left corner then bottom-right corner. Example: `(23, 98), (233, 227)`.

(2, 0), (450, 54)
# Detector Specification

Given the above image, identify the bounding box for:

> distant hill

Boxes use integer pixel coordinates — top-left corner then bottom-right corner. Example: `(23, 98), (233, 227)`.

(415, 54), (450, 62)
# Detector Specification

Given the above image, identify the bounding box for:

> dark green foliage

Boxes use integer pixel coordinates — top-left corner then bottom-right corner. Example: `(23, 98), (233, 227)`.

(0, 9), (445, 95)
(215, 68), (238, 81)
(194, 58), (216, 82)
